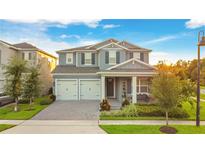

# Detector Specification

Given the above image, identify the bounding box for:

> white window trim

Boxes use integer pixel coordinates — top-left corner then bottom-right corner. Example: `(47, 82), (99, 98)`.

(84, 52), (92, 65)
(109, 50), (116, 65)
(66, 53), (73, 64)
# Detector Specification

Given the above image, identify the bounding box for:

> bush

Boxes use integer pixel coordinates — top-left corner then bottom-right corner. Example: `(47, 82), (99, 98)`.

(136, 104), (189, 118)
(19, 98), (30, 104)
(122, 98), (130, 107)
(48, 87), (53, 95)
(49, 94), (56, 102)
(101, 104), (138, 117)
(39, 97), (53, 105)
(169, 107), (189, 118)
(137, 105), (164, 116)
(100, 99), (111, 111)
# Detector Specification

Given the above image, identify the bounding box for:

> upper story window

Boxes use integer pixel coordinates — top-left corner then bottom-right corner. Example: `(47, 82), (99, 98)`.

(133, 52), (140, 59)
(85, 53), (91, 65)
(22, 52), (33, 61)
(81, 52), (95, 65)
(109, 50), (116, 65)
(66, 53), (73, 64)
(105, 50), (120, 65)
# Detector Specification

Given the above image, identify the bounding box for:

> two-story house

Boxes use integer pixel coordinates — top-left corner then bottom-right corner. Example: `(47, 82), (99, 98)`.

(52, 39), (156, 103)
(0, 40), (57, 93)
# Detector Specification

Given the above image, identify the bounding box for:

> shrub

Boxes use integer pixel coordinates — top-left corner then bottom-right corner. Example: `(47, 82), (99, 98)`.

(100, 99), (111, 111)
(137, 105), (164, 116)
(49, 94), (56, 102)
(48, 87), (53, 95)
(19, 98), (30, 104)
(101, 104), (138, 117)
(169, 107), (189, 118)
(136, 104), (189, 118)
(122, 98), (130, 107)
(39, 97), (53, 105)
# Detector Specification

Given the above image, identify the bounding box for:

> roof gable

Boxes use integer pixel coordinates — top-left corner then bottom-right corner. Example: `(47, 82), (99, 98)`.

(107, 58), (156, 70)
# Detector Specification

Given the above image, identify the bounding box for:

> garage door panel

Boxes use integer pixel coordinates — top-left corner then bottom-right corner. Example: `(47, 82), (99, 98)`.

(80, 80), (100, 100)
(57, 80), (78, 100)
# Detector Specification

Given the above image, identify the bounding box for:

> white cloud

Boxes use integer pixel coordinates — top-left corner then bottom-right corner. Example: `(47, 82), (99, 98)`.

(0, 23), (99, 57)
(186, 19), (205, 29)
(150, 51), (196, 65)
(7, 19), (102, 28)
(60, 34), (81, 39)
(102, 24), (120, 29)
(142, 35), (177, 45)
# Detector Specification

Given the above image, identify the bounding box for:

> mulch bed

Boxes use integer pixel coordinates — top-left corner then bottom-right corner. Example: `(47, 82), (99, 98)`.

(160, 126), (177, 134)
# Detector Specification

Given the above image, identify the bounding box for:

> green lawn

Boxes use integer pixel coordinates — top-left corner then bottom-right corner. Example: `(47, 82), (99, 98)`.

(0, 96), (50, 120)
(200, 86), (205, 100)
(100, 125), (205, 134)
(0, 124), (15, 132)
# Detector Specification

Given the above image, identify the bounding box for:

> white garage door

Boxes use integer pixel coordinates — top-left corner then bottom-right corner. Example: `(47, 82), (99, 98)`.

(56, 80), (78, 100)
(80, 80), (100, 100)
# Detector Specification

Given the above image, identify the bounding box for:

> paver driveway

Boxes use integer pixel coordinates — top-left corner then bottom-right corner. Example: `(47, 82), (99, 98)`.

(32, 100), (100, 120)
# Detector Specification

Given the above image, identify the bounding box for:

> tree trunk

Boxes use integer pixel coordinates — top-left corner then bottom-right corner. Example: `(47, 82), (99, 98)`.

(165, 111), (169, 126)
(14, 97), (18, 112)
(29, 98), (32, 110)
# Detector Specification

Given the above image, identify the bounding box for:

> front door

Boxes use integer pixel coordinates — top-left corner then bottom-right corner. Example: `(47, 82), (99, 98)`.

(107, 78), (115, 98)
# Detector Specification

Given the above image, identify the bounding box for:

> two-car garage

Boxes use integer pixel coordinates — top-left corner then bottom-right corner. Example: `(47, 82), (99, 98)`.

(55, 79), (101, 101)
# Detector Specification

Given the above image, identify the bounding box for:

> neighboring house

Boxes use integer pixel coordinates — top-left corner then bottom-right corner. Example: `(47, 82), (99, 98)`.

(52, 38), (156, 103)
(0, 40), (57, 94)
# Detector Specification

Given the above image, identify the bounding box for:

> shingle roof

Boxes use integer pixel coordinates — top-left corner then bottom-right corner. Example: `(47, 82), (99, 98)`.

(56, 38), (151, 53)
(52, 65), (100, 74)
(13, 42), (39, 50)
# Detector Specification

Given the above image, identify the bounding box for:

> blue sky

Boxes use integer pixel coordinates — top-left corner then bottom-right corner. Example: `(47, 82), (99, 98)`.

(1, 19), (205, 64)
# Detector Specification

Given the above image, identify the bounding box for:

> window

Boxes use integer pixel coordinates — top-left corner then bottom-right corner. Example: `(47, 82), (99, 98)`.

(28, 53), (32, 60)
(66, 53), (73, 64)
(133, 52), (140, 59)
(85, 53), (91, 65)
(22, 52), (25, 60)
(109, 50), (116, 64)
(140, 53), (144, 61)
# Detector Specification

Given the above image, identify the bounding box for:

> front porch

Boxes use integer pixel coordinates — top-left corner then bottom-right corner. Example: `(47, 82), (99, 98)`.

(101, 76), (152, 105)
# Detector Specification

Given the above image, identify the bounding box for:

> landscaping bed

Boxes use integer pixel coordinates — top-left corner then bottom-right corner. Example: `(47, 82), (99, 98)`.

(0, 96), (53, 120)
(100, 102), (192, 120)
(100, 125), (205, 134)
(0, 124), (15, 132)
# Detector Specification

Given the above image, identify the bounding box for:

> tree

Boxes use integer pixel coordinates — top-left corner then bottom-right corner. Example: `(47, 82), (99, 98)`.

(38, 57), (53, 95)
(3, 57), (27, 111)
(22, 66), (40, 109)
(151, 70), (182, 125)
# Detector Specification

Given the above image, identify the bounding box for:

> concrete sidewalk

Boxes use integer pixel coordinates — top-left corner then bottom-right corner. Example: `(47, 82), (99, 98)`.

(99, 120), (205, 125)
(1, 120), (105, 134)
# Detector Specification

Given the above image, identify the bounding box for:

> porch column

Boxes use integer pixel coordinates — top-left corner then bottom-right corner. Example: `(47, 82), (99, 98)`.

(132, 76), (137, 103)
(101, 76), (105, 100)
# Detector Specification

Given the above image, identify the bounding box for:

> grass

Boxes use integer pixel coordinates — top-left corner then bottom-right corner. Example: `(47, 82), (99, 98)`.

(0, 124), (15, 132)
(100, 125), (205, 134)
(0, 96), (50, 120)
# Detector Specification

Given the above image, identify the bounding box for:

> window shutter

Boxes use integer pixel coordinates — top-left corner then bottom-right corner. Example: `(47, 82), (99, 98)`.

(130, 52), (133, 58)
(81, 53), (85, 64)
(116, 51), (120, 64)
(105, 51), (109, 64)
(91, 53), (95, 65)
(140, 53), (144, 61)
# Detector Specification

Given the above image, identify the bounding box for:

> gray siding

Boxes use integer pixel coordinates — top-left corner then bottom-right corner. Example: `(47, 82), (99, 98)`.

(58, 52), (76, 65)
(114, 60), (150, 70)
(144, 52), (149, 63)
(99, 48), (126, 70)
